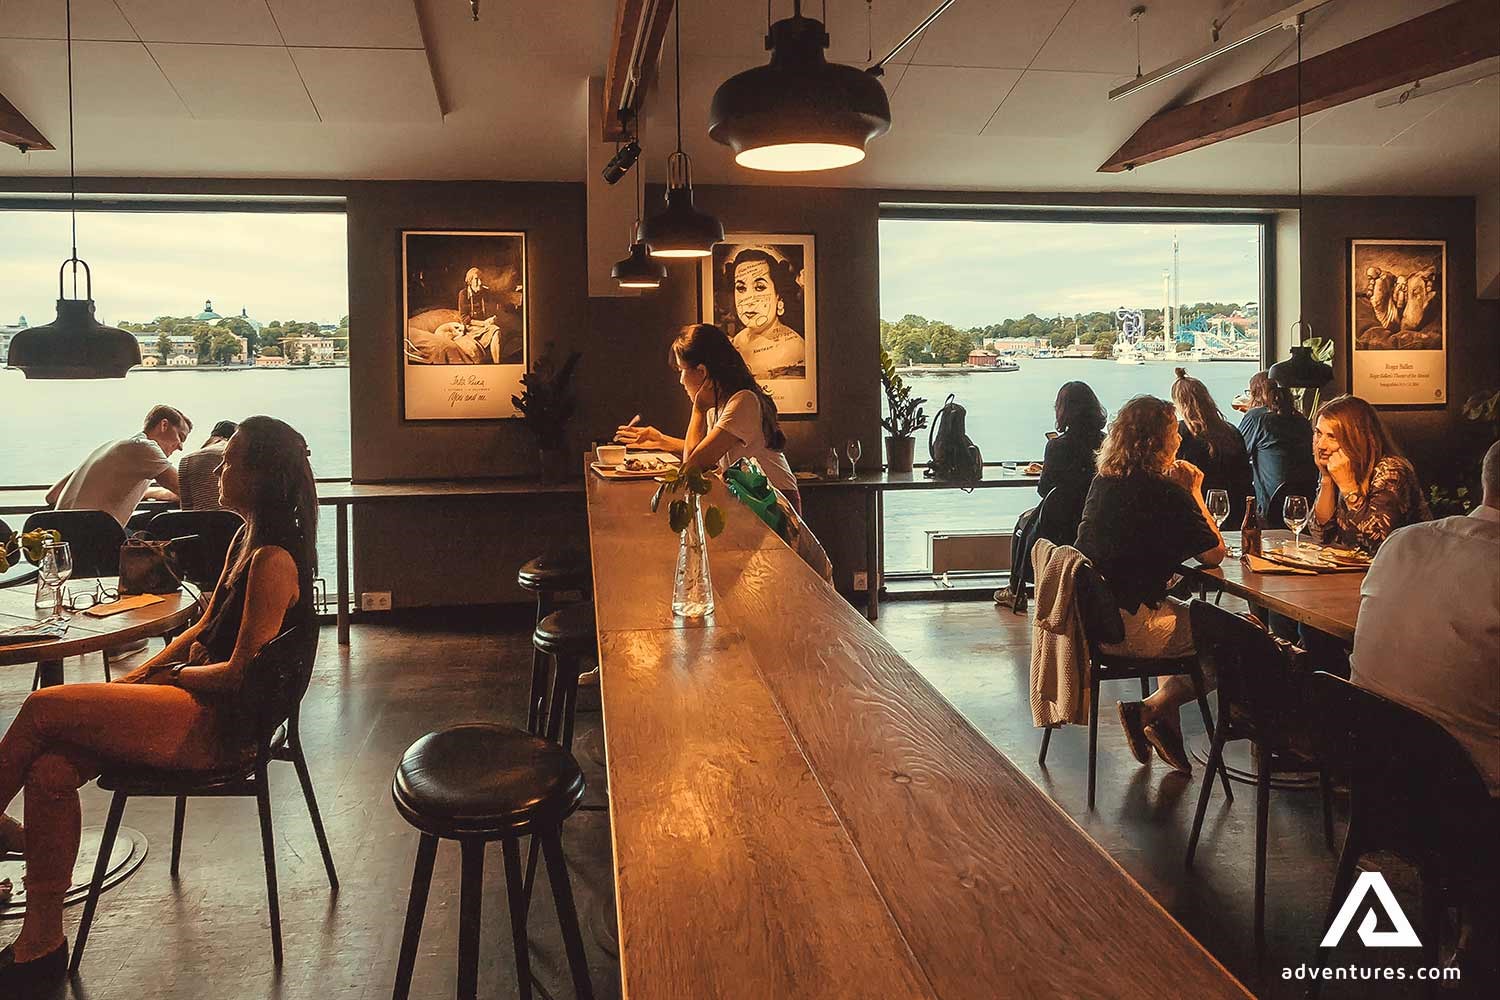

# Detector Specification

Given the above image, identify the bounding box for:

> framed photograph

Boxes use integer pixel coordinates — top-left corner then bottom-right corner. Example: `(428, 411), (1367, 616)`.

(1349, 239), (1446, 407)
(701, 233), (817, 415)
(401, 230), (528, 421)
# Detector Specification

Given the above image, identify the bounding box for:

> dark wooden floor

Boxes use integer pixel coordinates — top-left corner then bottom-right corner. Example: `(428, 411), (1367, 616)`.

(1, 602), (1486, 999)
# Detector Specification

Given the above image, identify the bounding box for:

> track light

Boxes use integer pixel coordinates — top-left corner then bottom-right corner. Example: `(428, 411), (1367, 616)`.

(602, 140), (641, 185)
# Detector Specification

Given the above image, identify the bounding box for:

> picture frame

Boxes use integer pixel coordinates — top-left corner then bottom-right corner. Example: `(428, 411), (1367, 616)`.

(700, 233), (817, 415)
(1348, 239), (1446, 408)
(400, 229), (528, 421)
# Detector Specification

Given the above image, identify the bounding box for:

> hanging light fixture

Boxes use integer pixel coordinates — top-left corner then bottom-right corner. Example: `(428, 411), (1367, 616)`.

(640, 0), (723, 259)
(1268, 17), (1332, 393)
(709, 0), (892, 172)
(612, 134), (667, 289)
(7, 0), (140, 380)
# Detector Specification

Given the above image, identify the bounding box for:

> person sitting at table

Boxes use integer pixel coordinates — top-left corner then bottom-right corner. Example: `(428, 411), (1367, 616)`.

(614, 323), (801, 512)
(1350, 439), (1500, 794)
(1171, 368), (1254, 527)
(45, 404), (192, 527)
(177, 419), (238, 511)
(0, 416), (317, 988)
(1309, 394), (1430, 554)
(1236, 372), (1317, 526)
(1074, 396), (1227, 774)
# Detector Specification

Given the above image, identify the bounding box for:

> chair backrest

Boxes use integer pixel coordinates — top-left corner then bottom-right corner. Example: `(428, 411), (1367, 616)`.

(245, 616), (321, 754)
(1034, 480), (1088, 547)
(22, 509), (127, 578)
(1308, 671), (1492, 866)
(147, 510), (244, 588)
(1069, 553), (1125, 647)
(1189, 599), (1304, 742)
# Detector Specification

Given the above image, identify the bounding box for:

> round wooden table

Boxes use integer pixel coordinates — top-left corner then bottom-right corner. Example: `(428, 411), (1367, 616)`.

(0, 578), (197, 687)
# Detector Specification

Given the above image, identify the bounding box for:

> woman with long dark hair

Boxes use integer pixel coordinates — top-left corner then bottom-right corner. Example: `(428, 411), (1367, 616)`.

(615, 324), (800, 510)
(1310, 395), (1429, 553)
(1236, 371), (1317, 524)
(0, 416), (317, 987)
(1170, 368), (1254, 526)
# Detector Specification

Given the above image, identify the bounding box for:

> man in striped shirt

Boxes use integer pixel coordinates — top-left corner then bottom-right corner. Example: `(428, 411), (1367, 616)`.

(177, 420), (238, 510)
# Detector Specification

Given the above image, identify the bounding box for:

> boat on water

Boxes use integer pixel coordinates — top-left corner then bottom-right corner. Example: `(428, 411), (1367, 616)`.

(976, 359), (1020, 372)
(1035, 348), (1053, 359)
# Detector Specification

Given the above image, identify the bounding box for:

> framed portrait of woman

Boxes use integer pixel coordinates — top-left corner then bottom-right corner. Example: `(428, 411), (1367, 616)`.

(700, 233), (817, 415)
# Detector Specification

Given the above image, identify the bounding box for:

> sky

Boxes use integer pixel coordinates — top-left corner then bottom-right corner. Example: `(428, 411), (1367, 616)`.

(878, 220), (1262, 328)
(0, 210), (348, 328)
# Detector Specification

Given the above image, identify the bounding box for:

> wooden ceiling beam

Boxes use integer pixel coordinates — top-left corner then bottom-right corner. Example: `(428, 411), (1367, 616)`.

(602, 0), (676, 142)
(1100, 0), (1500, 173)
(0, 90), (54, 152)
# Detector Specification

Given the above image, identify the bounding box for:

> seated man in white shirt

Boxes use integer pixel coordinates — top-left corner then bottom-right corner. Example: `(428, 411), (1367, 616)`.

(45, 404), (192, 527)
(1350, 440), (1500, 795)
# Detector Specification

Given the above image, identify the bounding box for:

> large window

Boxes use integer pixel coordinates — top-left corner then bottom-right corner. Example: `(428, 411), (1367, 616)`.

(879, 215), (1265, 575)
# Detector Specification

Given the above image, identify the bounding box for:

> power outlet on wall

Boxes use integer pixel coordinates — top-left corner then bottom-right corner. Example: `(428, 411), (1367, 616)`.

(360, 591), (392, 611)
(853, 572), (869, 592)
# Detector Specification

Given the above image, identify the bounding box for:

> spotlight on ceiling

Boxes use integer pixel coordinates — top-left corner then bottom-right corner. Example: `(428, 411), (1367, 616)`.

(602, 139), (641, 185)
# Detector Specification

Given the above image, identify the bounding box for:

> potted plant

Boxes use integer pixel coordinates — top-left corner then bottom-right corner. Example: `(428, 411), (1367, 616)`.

(879, 349), (927, 474)
(512, 350), (582, 482)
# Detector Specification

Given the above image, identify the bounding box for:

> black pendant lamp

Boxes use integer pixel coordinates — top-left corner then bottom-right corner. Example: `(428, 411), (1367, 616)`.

(7, 0), (140, 380)
(710, 1), (891, 172)
(612, 150), (667, 289)
(640, 0), (723, 259)
(1268, 20), (1331, 392)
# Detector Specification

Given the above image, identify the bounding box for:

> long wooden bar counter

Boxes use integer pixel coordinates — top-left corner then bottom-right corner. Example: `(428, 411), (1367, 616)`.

(586, 469), (1251, 999)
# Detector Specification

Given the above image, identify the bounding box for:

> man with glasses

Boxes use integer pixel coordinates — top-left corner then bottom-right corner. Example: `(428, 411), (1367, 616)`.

(46, 404), (193, 527)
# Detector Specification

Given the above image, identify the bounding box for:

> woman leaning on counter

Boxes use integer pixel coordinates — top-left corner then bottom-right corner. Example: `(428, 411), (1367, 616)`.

(1309, 395), (1430, 553)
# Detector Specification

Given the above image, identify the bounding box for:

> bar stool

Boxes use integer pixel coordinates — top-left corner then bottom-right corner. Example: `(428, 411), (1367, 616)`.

(391, 723), (594, 1000)
(517, 551), (591, 733)
(532, 601), (597, 753)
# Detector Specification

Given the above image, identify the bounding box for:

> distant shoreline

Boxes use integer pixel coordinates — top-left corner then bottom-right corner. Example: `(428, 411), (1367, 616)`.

(131, 363), (351, 372)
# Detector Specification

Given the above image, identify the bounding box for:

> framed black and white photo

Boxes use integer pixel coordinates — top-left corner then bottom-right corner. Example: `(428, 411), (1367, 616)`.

(701, 233), (817, 415)
(1349, 239), (1446, 407)
(401, 230), (528, 421)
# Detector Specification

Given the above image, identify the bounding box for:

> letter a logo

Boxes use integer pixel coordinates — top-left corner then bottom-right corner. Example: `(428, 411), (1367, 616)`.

(1319, 872), (1422, 948)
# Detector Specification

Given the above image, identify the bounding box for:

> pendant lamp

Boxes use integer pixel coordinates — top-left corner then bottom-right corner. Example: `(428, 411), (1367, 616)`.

(613, 133), (668, 289)
(1268, 19), (1331, 392)
(710, 1), (891, 172)
(6, 0), (140, 380)
(640, 0), (723, 259)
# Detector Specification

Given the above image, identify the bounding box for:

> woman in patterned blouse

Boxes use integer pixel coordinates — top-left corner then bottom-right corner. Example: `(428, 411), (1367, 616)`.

(1310, 395), (1430, 553)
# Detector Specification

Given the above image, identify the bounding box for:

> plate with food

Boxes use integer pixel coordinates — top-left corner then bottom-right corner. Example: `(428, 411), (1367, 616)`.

(591, 451), (680, 480)
(1260, 542), (1369, 572)
(1021, 462), (1044, 476)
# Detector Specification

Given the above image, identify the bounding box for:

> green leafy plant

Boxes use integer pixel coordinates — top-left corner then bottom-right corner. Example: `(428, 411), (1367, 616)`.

(1462, 388), (1500, 436)
(512, 350), (582, 450)
(0, 528), (61, 574)
(1430, 386), (1500, 516)
(879, 349), (928, 438)
(649, 467), (726, 539)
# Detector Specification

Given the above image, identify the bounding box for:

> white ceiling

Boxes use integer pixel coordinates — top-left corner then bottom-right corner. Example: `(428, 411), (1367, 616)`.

(0, 0), (1495, 201)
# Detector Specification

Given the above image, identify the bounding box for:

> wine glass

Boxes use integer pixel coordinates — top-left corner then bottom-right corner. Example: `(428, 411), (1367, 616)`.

(41, 540), (72, 617)
(1283, 495), (1310, 554)
(1205, 489), (1232, 556)
(845, 438), (862, 480)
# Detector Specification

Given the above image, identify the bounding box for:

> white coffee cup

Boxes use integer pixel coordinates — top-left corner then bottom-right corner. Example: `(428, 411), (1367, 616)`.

(596, 444), (627, 466)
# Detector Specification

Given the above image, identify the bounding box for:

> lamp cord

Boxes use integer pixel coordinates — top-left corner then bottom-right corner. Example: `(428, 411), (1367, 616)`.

(66, 0), (78, 296)
(1295, 19), (1304, 338)
(674, 0), (683, 154)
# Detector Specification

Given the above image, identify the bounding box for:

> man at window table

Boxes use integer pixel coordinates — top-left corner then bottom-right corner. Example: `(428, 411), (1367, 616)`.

(45, 404), (192, 528)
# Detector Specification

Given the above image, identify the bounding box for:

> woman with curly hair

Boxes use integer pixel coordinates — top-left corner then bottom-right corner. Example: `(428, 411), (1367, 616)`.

(1310, 394), (1430, 553)
(725, 247), (805, 379)
(1236, 371), (1317, 524)
(1075, 396), (1226, 773)
(0, 416), (318, 988)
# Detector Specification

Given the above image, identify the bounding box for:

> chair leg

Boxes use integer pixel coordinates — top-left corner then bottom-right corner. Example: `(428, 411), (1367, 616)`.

(1191, 668), (1233, 805)
(501, 838), (535, 1000)
(1038, 725), (1053, 766)
(170, 795), (187, 877)
(522, 834), (542, 911)
(254, 768), (283, 966)
(1418, 867), (1444, 1000)
(458, 839), (485, 1000)
(541, 831), (596, 1000)
(392, 834), (438, 1000)
(1186, 724), (1229, 868)
(102, 649), (112, 682)
(1254, 741), (1273, 951)
(1139, 676), (1151, 698)
(69, 790), (127, 973)
(1308, 827), (1365, 997)
(547, 652), (582, 752)
(1318, 769), (1336, 853)
(1086, 679), (1100, 810)
(289, 738), (340, 890)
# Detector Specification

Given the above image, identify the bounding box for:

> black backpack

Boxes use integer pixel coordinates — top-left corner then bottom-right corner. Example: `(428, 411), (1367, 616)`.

(925, 393), (983, 485)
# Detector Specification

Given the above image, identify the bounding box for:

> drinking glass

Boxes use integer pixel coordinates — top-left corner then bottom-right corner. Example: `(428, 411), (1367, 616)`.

(1205, 489), (1232, 556)
(825, 446), (841, 480)
(1283, 495), (1310, 554)
(40, 540), (71, 616)
(845, 438), (862, 480)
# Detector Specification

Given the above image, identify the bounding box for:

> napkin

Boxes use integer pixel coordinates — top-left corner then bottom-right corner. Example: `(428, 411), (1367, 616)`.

(1241, 553), (1316, 575)
(83, 593), (166, 617)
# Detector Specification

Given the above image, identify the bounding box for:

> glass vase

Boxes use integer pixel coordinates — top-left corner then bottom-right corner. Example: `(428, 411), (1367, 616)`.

(672, 494), (714, 619)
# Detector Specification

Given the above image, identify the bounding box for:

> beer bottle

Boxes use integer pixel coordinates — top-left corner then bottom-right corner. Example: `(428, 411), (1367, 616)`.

(1241, 496), (1261, 556)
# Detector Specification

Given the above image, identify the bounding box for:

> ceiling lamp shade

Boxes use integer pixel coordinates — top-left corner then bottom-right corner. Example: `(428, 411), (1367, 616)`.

(1269, 322), (1332, 390)
(642, 151), (724, 259)
(709, 4), (891, 172)
(7, 259), (141, 379)
(612, 235), (667, 289)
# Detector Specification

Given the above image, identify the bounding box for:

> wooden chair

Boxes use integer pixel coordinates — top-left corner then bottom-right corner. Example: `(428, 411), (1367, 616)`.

(70, 620), (339, 972)
(1306, 672), (1496, 998)
(1035, 554), (1230, 810)
(146, 509), (244, 589)
(1010, 483), (1086, 613)
(1184, 600), (1336, 949)
(516, 550), (592, 735)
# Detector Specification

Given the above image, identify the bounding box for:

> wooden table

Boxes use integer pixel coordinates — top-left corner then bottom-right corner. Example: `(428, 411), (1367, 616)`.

(586, 468), (1250, 1000)
(1177, 530), (1364, 643)
(0, 578), (197, 687)
(802, 466), (1043, 620)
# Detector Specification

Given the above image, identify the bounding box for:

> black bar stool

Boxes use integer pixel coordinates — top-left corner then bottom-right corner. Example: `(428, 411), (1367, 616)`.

(517, 551), (591, 733)
(391, 723), (594, 1000)
(531, 601), (597, 752)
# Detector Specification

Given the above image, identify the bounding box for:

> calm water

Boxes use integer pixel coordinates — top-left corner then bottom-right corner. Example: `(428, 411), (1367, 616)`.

(881, 358), (1259, 572)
